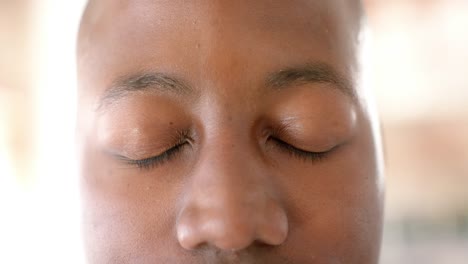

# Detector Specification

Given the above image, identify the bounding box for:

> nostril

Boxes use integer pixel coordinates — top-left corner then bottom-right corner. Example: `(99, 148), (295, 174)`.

(176, 206), (289, 252)
(176, 210), (257, 251)
(205, 219), (256, 251)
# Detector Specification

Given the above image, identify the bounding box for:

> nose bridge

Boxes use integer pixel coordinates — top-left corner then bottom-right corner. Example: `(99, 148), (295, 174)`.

(176, 130), (288, 251)
(194, 136), (266, 212)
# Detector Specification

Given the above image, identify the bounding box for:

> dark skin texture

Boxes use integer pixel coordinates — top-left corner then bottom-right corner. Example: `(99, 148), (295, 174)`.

(77, 0), (385, 263)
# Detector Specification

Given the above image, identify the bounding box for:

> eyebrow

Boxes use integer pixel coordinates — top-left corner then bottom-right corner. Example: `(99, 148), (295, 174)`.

(266, 62), (356, 99)
(97, 62), (355, 111)
(96, 72), (192, 111)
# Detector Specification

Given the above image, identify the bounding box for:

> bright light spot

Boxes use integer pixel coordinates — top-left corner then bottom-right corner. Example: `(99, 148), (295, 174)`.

(0, 1), (88, 263)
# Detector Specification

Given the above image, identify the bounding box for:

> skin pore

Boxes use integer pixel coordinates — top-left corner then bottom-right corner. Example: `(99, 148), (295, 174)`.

(77, 0), (384, 263)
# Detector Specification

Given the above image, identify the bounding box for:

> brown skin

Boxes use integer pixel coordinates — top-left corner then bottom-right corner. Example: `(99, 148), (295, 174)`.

(77, 0), (384, 263)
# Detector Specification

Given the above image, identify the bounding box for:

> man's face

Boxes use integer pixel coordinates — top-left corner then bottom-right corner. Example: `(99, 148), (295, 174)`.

(77, 0), (384, 263)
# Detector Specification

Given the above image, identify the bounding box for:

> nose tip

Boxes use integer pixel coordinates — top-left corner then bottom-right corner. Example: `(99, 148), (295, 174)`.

(177, 216), (256, 251)
(176, 203), (288, 251)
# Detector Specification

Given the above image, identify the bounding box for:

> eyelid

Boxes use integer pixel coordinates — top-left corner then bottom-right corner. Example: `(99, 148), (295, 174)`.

(122, 141), (188, 170)
(268, 136), (336, 162)
(113, 128), (193, 170)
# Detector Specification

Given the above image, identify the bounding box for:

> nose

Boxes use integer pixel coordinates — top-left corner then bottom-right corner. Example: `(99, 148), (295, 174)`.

(176, 142), (288, 251)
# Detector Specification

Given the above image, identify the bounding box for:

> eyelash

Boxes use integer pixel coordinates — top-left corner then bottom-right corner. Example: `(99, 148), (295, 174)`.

(268, 137), (331, 162)
(123, 130), (191, 170)
(124, 133), (331, 170)
(126, 142), (188, 170)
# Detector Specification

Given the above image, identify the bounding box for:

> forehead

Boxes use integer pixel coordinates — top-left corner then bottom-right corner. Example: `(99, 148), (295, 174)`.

(78, 0), (360, 99)
(81, 0), (358, 35)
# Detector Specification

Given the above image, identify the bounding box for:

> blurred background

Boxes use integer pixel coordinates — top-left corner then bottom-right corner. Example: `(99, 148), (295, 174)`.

(0, 0), (467, 263)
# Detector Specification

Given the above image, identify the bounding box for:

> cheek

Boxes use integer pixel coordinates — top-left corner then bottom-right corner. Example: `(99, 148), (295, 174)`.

(276, 120), (382, 262)
(79, 142), (184, 262)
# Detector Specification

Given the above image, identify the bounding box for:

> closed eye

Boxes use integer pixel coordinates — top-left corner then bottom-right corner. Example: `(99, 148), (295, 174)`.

(120, 141), (189, 170)
(269, 137), (333, 162)
(116, 129), (193, 171)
